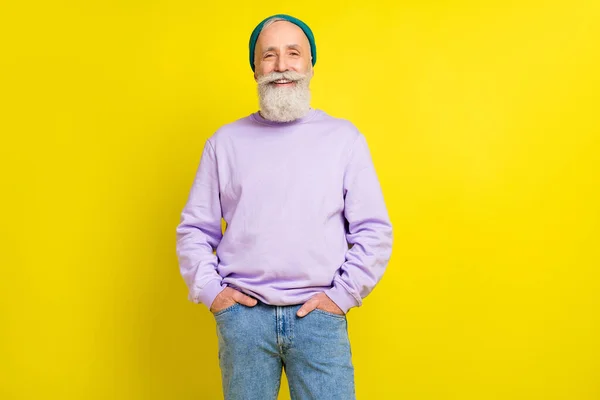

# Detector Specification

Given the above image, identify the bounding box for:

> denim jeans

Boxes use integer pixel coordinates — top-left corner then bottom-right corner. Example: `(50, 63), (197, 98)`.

(213, 300), (356, 400)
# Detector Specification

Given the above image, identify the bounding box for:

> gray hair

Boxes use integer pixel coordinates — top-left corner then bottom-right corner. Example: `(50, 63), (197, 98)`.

(261, 17), (287, 31)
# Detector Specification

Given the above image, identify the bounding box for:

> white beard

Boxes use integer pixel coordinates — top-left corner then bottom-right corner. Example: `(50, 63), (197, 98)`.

(257, 70), (312, 122)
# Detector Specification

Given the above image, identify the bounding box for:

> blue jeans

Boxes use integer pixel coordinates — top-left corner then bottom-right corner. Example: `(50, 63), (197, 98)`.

(213, 300), (356, 400)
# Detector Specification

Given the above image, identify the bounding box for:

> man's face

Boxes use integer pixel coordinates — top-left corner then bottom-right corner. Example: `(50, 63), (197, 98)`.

(254, 20), (313, 81)
(253, 21), (314, 122)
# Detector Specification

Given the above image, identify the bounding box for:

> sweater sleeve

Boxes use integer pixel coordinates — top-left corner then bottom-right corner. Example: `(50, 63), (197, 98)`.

(176, 140), (227, 309)
(324, 133), (393, 314)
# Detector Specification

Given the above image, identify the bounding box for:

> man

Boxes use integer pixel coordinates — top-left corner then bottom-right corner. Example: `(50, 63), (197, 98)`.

(176, 14), (393, 400)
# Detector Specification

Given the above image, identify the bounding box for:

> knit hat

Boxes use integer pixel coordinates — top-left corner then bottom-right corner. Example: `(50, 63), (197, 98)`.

(248, 14), (317, 72)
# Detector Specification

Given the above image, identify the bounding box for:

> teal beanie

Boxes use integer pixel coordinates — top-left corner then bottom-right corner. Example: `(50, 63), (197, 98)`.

(249, 14), (316, 72)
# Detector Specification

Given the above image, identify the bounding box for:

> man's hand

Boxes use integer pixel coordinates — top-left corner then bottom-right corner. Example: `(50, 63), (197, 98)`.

(296, 292), (344, 317)
(210, 287), (257, 313)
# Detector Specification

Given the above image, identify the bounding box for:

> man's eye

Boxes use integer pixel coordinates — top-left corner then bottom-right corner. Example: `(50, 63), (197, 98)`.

(264, 54), (274, 59)
(290, 52), (299, 56)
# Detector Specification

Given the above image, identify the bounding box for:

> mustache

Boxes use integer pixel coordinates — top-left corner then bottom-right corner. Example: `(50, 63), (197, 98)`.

(257, 71), (308, 85)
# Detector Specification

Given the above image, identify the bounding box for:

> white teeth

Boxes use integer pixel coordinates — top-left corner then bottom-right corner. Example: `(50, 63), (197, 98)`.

(274, 79), (292, 84)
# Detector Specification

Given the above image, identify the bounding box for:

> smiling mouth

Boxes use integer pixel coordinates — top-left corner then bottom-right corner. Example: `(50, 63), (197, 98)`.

(271, 79), (295, 85)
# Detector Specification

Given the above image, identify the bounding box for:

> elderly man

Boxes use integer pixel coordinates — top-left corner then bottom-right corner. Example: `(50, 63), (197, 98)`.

(176, 14), (393, 400)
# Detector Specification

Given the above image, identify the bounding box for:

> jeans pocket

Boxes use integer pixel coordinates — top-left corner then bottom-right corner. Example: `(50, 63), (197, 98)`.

(213, 302), (241, 317)
(312, 308), (346, 320)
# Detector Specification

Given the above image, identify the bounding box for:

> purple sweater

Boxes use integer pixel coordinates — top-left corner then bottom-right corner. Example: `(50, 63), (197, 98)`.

(176, 108), (393, 314)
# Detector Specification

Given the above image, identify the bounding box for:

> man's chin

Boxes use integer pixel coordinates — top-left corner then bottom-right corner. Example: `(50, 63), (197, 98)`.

(257, 80), (311, 122)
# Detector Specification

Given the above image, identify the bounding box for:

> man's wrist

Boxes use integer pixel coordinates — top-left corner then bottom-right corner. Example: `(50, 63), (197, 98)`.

(324, 283), (360, 314)
(193, 279), (228, 309)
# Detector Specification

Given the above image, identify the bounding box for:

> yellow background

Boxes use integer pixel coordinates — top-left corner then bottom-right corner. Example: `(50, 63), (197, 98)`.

(1, 0), (599, 399)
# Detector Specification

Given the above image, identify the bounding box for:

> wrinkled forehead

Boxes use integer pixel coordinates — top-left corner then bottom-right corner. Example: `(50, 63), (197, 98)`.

(255, 21), (311, 55)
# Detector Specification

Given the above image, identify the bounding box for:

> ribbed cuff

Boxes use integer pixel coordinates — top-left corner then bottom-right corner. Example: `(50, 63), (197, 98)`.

(191, 279), (228, 310)
(324, 282), (361, 314)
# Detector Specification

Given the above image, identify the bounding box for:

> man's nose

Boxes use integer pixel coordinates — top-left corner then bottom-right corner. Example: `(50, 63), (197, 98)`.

(275, 56), (288, 72)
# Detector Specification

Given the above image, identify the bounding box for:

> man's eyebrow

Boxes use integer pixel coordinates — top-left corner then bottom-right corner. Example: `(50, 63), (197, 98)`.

(262, 44), (303, 54)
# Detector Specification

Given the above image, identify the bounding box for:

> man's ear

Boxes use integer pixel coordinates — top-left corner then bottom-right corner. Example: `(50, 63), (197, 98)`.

(254, 71), (258, 81)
